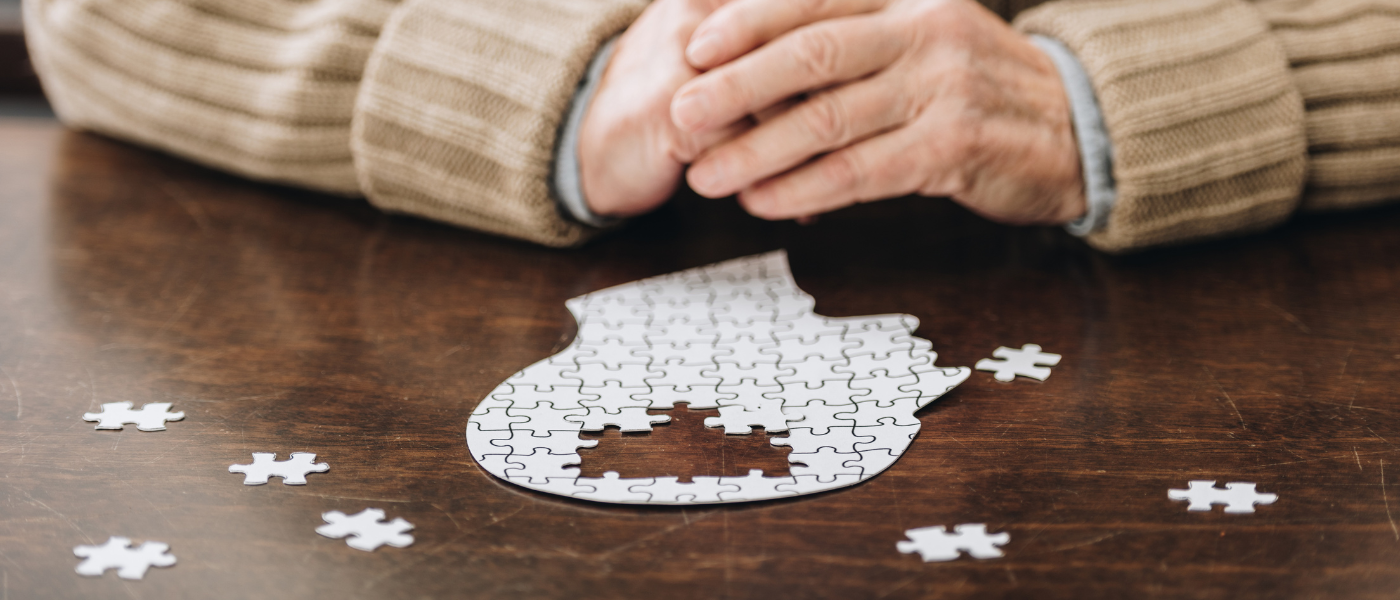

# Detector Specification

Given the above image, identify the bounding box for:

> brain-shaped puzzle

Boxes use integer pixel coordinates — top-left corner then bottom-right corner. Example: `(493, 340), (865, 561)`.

(466, 251), (969, 504)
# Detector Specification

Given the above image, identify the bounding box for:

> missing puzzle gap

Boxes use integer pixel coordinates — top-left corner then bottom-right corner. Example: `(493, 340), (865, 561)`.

(577, 405), (793, 481)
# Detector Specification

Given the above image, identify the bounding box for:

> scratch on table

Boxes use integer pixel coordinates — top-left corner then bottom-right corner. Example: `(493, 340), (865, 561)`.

(874, 572), (925, 599)
(1356, 447), (1365, 471)
(1367, 426), (1393, 446)
(468, 503), (527, 534)
(84, 365), (97, 411)
(1260, 299), (1312, 334)
(1383, 460), (1399, 541)
(0, 366), (17, 420)
(0, 547), (23, 571)
(150, 282), (205, 341)
(161, 181), (212, 234)
(17, 488), (92, 544)
(1053, 530), (1124, 552)
(113, 477), (174, 531)
(302, 492), (414, 503)
(430, 503), (461, 531)
(596, 512), (716, 562)
(1315, 400), (1390, 414)
(1259, 449), (1397, 468)
(1202, 367), (1246, 430)
(1341, 344), (1354, 375)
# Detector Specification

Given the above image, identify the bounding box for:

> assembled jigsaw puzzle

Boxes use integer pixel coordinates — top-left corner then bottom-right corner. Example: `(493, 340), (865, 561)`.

(466, 251), (970, 504)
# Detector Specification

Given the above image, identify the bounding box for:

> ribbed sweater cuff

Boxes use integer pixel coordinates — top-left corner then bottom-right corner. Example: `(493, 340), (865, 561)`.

(351, 0), (646, 248)
(1030, 35), (1116, 238)
(555, 37), (623, 229)
(1015, 0), (1309, 253)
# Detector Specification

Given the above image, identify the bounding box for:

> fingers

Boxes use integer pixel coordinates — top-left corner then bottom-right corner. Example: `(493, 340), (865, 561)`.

(671, 116), (754, 164)
(687, 75), (913, 198)
(671, 14), (906, 133)
(686, 0), (887, 70)
(736, 125), (932, 221)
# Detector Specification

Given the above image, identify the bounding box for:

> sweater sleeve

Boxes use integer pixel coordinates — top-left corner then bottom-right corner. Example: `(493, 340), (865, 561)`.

(1257, 0), (1400, 212)
(1014, 0), (1311, 252)
(1015, 0), (1400, 252)
(22, 0), (398, 195)
(23, 0), (647, 247)
(352, 0), (646, 246)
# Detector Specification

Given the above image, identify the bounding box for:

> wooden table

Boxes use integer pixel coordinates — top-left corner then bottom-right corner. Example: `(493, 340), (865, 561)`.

(3, 118), (1400, 599)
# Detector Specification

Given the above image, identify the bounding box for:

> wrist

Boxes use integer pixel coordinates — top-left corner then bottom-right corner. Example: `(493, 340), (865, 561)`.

(1028, 34), (1117, 236)
(556, 37), (623, 227)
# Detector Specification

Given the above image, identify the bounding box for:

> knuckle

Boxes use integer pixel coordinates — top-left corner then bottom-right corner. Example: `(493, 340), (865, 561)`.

(788, 0), (830, 13)
(939, 65), (978, 98)
(714, 69), (753, 108)
(792, 27), (842, 80)
(819, 151), (864, 191)
(801, 94), (848, 146)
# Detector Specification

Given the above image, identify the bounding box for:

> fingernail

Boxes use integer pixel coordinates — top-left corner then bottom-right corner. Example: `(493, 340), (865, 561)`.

(687, 32), (720, 66)
(689, 161), (726, 196)
(672, 91), (710, 131)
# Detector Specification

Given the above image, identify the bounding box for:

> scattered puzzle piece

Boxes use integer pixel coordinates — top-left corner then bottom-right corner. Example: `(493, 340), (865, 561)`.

(74, 537), (176, 579)
(466, 251), (970, 505)
(82, 402), (184, 431)
(316, 508), (415, 551)
(229, 452), (330, 485)
(975, 344), (1061, 382)
(897, 524), (1010, 562)
(1168, 480), (1278, 513)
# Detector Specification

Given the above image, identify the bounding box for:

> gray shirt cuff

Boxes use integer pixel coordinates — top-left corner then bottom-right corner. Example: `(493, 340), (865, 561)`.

(1029, 35), (1116, 237)
(553, 37), (621, 228)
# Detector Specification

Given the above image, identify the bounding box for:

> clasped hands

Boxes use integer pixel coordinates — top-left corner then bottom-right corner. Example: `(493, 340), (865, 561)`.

(579, 0), (1087, 227)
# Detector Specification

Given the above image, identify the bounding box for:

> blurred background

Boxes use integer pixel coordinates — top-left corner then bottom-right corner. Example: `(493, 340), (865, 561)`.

(0, 0), (54, 117)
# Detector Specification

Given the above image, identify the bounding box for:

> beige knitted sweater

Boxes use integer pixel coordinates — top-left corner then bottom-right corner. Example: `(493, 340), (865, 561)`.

(23, 0), (1400, 251)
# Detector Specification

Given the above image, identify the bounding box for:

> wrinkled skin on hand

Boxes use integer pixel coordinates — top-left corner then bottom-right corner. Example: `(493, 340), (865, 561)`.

(578, 0), (749, 218)
(672, 0), (1087, 226)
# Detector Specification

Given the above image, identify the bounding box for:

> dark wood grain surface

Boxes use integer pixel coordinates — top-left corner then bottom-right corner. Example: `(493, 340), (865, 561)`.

(3, 118), (1400, 599)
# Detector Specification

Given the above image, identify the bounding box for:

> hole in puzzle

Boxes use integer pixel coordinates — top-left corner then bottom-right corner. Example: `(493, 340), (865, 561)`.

(576, 403), (793, 480)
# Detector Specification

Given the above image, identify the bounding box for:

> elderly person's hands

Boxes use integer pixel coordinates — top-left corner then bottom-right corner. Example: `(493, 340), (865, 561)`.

(672, 0), (1087, 226)
(577, 0), (750, 218)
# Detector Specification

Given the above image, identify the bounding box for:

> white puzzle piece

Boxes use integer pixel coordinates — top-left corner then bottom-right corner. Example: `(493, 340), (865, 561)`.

(897, 524), (1010, 562)
(316, 508), (415, 551)
(74, 537), (176, 579)
(82, 402), (185, 431)
(975, 344), (1062, 382)
(1168, 480), (1278, 513)
(704, 400), (800, 434)
(465, 251), (971, 505)
(229, 452), (330, 485)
